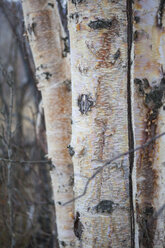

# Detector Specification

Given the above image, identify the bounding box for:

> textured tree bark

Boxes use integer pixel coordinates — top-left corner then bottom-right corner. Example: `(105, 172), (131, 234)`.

(22, 1), (75, 247)
(132, 0), (165, 247)
(68, 0), (131, 247)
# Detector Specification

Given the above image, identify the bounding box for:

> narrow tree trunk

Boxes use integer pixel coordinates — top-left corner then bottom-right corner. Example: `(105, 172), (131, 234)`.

(132, 1), (165, 247)
(68, 0), (131, 247)
(22, 1), (75, 247)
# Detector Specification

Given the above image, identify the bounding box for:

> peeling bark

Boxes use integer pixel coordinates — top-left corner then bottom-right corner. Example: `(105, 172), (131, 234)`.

(132, 1), (165, 247)
(68, 0), (131, 247)
(22, 1), (75, 247)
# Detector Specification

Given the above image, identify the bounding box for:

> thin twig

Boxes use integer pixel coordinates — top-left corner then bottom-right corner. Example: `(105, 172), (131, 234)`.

(7, 78), (15, 248)
(62, 132), (165, 206)
(0, 157), (50, 164)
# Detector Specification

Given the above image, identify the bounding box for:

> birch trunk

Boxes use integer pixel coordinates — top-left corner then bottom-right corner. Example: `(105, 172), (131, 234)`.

(68, 0), (131, 247)
(132, 0), (165, 247)
(22, 1), (75, 247)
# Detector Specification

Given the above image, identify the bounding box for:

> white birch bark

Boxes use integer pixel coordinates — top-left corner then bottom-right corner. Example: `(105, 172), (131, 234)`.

(132, 0), (165, 247)
(68, 0), (131, 247)
(22, 1), (75, 247)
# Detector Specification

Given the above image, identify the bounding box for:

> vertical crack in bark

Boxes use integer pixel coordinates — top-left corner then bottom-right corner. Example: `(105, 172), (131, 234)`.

(127, 0), (135, 247)
(156, 0), (165, 27)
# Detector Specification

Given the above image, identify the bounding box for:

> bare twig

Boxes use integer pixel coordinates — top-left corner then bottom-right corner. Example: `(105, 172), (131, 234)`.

(7, 77), (15, 248)
(0, 157), (50, 164)
(62, 132), (165, 206)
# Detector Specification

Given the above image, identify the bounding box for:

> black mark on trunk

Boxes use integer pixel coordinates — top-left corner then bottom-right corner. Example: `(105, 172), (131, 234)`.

(60, 241), (66, 247)
(43, 72), (52, 80)
(69, 13), (79, 24)
(67, 145), (75, 157)
(134, 78), (149, 96)
(134, 77), (165, 111)
(94, 200), (116, 214)
(78, 94), (94, 114)
(63, 80), (71, 91)
(62, 37), (70, 57)
(134, 30), (138, 41)
(72, 0), (84, 5)
(48, 3), (54, 8)
(113, 49), (120, 60)
(88, 18), (117, 30)
(27, 22), (37, 36)
(69, 176), (74, 187)
(74, 212), (84, 240)
(134, 15), (140, 23)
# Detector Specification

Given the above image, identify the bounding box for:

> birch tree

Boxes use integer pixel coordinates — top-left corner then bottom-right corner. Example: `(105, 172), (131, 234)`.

(132, 0), (165, 247)
(22, 1), (75, 247)
(68, 0), (132, 247)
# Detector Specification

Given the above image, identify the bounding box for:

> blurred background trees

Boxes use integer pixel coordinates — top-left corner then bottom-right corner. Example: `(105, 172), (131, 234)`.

(0, 1), (59, 247)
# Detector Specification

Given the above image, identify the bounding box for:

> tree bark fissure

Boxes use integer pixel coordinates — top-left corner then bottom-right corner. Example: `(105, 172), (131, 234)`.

(127, 0), (135, 247)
